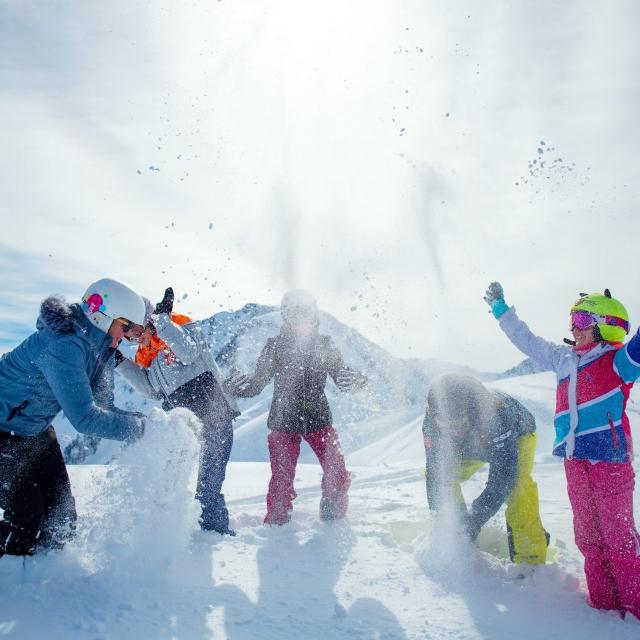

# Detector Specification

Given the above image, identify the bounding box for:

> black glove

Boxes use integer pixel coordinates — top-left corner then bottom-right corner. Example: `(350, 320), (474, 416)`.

(114, 349), (125, 367)
(155, 287), (174, 315)
(336, 368), (368, 392)
(223, 370), (250, 396)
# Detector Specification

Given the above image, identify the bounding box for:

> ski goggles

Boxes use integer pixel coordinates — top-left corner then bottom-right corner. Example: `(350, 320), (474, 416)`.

(282, 305), (315, 323)
(570, 310), (629, 332)
(114, 317), (145, 337)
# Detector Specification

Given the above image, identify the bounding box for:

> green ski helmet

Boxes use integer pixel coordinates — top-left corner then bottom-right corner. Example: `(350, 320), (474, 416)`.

(570, 289), (630, 344)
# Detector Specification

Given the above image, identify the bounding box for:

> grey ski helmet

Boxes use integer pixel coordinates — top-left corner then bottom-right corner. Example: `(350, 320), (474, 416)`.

(280, 289), (318, 325)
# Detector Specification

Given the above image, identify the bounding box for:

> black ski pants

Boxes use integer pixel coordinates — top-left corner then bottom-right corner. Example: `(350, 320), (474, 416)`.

(164, 372), (234, 533)
(0, 426), (77, 556)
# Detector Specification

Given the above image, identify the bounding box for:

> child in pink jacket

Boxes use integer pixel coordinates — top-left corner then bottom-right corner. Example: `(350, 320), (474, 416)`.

(485, 282), (640, 619)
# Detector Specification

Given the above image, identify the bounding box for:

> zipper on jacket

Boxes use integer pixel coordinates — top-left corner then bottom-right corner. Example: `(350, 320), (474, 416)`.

(607, 412), (619, 449)
(7, 400), (29, 422)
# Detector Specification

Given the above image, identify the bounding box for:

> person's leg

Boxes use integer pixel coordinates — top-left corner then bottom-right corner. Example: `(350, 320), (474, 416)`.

(588, 461), (640, 620)
(265, 431), (301, 525)
(304, 426), (351, 520)
(0, 431), (48, 556)
(36, 427), (77, 548)
(455, 460), (486, 504)
(504, 433), (548, 564)
(197, 418), (234, 533)
(168, 373), (235, 533)
(565, 458), (621, 611)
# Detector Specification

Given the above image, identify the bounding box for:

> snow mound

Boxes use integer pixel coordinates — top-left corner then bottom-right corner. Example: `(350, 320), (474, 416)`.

(78, 408), (201, 582)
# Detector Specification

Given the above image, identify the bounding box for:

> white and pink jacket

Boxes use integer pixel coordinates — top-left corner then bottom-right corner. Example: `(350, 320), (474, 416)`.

(497, 307), (640, 463)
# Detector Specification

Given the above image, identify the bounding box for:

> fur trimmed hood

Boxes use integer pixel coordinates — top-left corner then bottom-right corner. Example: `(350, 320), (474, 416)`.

(38, 296), (79, 334)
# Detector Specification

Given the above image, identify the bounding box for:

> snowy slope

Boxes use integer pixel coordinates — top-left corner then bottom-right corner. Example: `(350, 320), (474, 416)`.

(2, 374), (640, 639)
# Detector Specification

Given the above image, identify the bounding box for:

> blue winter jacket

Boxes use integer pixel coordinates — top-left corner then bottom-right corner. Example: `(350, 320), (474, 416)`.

(0, 297), (144, 441)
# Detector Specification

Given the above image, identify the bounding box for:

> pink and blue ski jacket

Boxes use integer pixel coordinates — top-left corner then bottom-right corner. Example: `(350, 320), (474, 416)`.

(497, 307), (640, 463)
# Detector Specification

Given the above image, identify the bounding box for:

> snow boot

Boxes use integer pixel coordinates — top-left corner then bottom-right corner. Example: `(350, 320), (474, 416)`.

(319, 497), (343, 521)
(0, 520), (38, 557)
(199, 517), (236, 536)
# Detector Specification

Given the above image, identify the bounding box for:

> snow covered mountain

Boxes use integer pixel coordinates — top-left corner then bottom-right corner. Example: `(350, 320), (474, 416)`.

(60, 304), (491, 465)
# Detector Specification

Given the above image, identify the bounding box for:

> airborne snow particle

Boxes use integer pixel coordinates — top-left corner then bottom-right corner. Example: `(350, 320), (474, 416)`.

(445, 112), (450, 118)
(209, 223), (213, 230)
(350, 306), (358, 312)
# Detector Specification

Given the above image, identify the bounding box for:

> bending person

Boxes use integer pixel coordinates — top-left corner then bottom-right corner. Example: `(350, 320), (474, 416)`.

(0, 278), (147, 557)
(423, 373), (548, 565)
(226, 289), (367, 525)
(116, 287), (239, 536)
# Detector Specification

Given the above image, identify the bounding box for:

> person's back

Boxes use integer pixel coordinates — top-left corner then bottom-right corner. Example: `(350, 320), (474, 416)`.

(0, 278), (147, 558)
(0, 296), (143, 441)
(422, 374), (547, 565)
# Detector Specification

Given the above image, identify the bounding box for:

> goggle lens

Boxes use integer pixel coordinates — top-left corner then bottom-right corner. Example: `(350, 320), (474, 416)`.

(283, 306), (314, 323)
(115, 317), (144, 337)
(570, 311), (629, 332)
(571, 310), (596, 330)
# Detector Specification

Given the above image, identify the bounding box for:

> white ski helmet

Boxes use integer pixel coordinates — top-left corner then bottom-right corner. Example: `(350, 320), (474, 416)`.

(280, 289), (318, 324)
(81, 278), (146, 333)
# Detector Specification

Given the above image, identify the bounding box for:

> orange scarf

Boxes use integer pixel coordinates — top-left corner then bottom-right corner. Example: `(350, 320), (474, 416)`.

(135, 313), (192, 368)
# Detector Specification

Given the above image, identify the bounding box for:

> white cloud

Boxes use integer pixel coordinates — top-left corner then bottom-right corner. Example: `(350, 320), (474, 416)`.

(2, 1), (640, 369)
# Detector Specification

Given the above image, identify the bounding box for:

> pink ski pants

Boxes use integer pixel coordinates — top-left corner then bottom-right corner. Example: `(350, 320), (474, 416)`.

(565, 458), (640, 619)
(264, 426), (351, 525)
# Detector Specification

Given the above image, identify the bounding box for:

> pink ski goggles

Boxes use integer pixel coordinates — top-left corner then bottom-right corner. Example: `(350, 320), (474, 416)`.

(570, 310), (629, 332)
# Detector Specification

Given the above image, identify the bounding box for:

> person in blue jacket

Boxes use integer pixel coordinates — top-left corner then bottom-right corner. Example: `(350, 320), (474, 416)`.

(0, 278), (147, 557)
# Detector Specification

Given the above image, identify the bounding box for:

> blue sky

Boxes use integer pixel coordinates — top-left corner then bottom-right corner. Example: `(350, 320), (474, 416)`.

(2, 1), (640, 369)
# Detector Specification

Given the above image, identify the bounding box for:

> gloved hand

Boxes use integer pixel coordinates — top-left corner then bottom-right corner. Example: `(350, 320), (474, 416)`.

(127, 412), (146, 442)
(336, 368), (368, 392)
(223, 370), (250, 396)
(155, 287), (174, 315)
(483, 282), (509, 319)
(114, 349), (125, 367)
(460, 512), (481, 542)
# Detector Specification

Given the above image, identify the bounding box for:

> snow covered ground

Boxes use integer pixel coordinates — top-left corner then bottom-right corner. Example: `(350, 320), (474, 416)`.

(1, 372), (640, 639)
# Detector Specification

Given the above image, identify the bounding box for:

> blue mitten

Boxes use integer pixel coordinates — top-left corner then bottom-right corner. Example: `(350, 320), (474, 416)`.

(484, 282), (509, 319)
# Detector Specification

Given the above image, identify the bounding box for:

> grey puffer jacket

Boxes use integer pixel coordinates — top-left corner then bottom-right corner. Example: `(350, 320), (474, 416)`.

(0, 297), (144, 441)
(117, 313), (239, 418)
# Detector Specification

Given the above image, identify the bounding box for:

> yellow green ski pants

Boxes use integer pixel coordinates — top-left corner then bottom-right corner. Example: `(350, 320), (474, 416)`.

(446, 433), (548, 564)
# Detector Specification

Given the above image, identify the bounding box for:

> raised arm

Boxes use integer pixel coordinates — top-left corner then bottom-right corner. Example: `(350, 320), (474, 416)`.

(153, 314), (203, 365)
(614, 327), (640, 383)
(485, 282), (567, 373)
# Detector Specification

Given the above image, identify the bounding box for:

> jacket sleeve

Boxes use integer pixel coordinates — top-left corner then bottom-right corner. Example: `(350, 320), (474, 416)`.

(154, 314), (202, 365)
(325, 337), (346, 383)
(116, 357), (163, 400)
(614, 328), (640, 383)
(423, 411), (443, 511)
(470, 438), (518, 528)
(497, 307), (567, 373)
(233, 340), (276, 398)
(38, 340), (144, 442)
